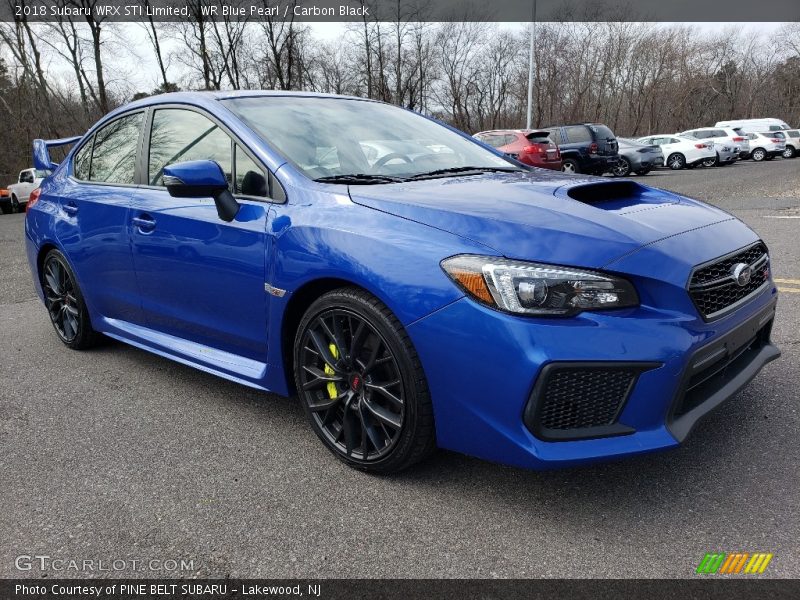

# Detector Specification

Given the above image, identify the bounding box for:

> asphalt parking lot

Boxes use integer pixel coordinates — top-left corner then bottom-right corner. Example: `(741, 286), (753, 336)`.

(1, 159), (798, 579)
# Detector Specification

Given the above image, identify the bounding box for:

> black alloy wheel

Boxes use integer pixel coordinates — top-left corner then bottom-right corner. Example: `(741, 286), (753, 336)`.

(294, 288), (435, 473)
(41, 250), (99, 349)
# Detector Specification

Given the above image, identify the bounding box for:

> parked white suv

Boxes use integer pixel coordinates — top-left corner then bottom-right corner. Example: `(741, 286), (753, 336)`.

(635, 134), (715, 169)
(715, 118), (790, 133)
(747, 132), (786, 161)
(678, 127), (750, 160)
(4, 168), (49, 213)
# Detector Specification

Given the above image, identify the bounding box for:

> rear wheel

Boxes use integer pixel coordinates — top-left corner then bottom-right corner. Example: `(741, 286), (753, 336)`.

(667, 153), (685, 170)
(611, 157), (631, 177)
(41, 249), (101, 349)
(751, 148), (767, 161)
(783, 146), (795, 159)
(10, 195), (19, 213)
(294, 287), (435, 473)
(560, 159), (580, 174)
(702, 154), (719, 168)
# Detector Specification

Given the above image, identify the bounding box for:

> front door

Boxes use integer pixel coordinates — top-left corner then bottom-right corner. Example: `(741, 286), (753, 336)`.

(130, 107), (273, 363)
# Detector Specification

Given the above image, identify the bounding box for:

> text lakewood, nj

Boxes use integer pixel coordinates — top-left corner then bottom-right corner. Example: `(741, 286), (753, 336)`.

(21, 3), (370, 19)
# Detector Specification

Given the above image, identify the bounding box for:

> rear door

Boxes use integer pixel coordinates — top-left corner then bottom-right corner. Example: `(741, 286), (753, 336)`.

(54, 111), (145, 324)
(129, 106), (273, 362)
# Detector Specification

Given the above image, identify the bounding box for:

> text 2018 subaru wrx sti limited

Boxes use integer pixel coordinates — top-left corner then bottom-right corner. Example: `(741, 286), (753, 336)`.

(25, 92), (780, 473)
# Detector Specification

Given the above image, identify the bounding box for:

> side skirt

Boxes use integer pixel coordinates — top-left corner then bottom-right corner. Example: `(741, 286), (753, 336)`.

(99, 317), (272, 392)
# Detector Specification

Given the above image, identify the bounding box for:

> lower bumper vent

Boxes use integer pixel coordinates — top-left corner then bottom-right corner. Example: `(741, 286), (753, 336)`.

(525, 363), (656, 441)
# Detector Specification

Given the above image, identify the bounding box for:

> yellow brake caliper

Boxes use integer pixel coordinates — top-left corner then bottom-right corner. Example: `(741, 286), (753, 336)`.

(325, 344), (339, 399)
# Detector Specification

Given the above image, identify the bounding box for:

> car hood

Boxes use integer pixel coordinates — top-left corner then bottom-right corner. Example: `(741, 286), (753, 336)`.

(349, 171), (735, 268)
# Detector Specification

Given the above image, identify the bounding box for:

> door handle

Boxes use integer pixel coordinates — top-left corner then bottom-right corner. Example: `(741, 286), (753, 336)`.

(132, 214), (156, 232)
(63, 202), (78, 216)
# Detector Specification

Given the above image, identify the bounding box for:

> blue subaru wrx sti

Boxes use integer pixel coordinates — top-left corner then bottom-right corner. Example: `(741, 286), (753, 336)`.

(25, 92), (779, 472)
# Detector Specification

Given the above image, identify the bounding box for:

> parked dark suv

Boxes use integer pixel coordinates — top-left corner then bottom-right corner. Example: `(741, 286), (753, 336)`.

(544, 123), (619, 174)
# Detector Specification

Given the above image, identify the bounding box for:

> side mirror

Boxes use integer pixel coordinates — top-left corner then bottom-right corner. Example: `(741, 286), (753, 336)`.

(162, 160), (239, 222)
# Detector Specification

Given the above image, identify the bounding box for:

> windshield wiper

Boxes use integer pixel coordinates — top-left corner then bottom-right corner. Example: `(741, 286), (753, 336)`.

(407, 166), (520, 180)
(314, 173), (407, 184)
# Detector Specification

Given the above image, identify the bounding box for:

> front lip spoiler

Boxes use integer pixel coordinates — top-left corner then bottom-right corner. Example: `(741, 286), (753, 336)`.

(667, 298), (780, 442)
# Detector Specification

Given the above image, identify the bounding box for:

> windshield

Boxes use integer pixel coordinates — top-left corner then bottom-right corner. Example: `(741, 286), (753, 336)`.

(223, 96), (513, 180)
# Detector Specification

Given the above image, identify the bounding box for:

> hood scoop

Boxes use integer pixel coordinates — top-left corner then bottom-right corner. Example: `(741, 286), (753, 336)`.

(559, 180), (680, 213)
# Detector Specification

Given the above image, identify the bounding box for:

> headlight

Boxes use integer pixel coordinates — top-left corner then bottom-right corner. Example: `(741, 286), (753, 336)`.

(441, 255), (639, 316)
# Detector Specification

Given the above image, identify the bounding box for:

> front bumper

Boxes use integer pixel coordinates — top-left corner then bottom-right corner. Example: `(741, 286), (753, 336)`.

(408, 240), (780, 469)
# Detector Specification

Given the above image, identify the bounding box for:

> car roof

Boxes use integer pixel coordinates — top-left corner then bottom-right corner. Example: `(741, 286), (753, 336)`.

(102, 90), (380, 124)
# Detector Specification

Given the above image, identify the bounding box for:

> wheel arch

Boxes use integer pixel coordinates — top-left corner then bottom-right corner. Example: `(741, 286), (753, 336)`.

(36, 241), (60, 280)
(280, 277), (373, 395)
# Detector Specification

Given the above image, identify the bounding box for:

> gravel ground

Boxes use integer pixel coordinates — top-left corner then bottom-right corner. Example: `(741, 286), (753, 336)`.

(1, 158), (798, 579)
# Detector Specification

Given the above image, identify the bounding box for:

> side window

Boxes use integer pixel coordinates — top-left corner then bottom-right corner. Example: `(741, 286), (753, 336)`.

(480, 134), (503, 149)
(564, 126), (592, 144)
(148, 109), (232, 187)
(73, 139), (93, 180)
(546, 129), (563, 144)
(670, 138), (682, 144)
(89, 112), (143, 184)
(234, 146), (267, 198)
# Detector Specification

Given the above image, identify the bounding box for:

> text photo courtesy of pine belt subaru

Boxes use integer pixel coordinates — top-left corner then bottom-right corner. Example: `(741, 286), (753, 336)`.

(25, 92), (780, 473)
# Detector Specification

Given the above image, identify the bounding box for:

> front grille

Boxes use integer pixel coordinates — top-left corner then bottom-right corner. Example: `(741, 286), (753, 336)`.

(524, 363), (654, 440)
(688, 242), (770, 320)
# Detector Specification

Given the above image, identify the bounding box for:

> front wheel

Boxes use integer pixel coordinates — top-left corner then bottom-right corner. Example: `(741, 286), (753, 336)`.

(294, 287), (435, 473)
(667, 153), (685, 170)
(751, 148), (767, 161)
(41, 249), (101, 349)
(611, 157), (631, 177)
(560, 159), (580, 174)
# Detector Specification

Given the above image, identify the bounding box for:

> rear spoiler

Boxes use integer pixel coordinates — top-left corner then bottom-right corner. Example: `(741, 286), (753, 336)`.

(33, 136), (82, 171)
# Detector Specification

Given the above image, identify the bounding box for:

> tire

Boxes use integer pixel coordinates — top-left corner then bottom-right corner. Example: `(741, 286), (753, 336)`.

(293, 287), (435, 473)
(10, 195), (20, 213)
(0, 202), (9, 215)
(783, 146), (795, 159)
(560, 159), (580, 174)
(41, 249), (101, 350)
(751, 148), (767, 162)
(702, 154), (719, 168)
(611, 157), (631, 177)
(667, 153), (685, 170)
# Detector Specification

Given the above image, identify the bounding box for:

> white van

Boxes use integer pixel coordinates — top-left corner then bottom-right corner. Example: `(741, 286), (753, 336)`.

(715, 118), (791, 133)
